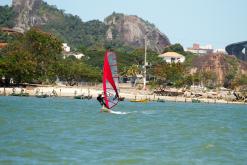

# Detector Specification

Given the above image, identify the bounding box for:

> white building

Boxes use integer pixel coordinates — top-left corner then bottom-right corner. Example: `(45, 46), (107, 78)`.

(186, 43), (213, 55)
(62, 43), (70, 52)
(213, 48), (227, 54)
(158, 52), (185, 63)
(70, 53), (85, 59)
(62, 43), (85, 59)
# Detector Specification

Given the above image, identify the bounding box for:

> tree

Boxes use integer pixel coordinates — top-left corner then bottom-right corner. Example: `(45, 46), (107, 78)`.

(24, 28), (63, 82)
(0, 5), (16, 28)
(153, 62), (186, 87)
(163, 43), (184, 54)
(56, 57), (101, 85)
(0, 28), (63, 84)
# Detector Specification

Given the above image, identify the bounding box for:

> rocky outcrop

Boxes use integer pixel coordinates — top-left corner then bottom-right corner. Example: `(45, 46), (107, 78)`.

(12, 0), (47, 32)
(105, 13), (170, 53)
(10, 1), (170, 51)
(191, 53), (247, 85)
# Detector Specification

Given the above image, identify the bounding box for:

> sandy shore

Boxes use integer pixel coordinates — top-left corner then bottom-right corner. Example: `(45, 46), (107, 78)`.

(0, 84), (246, 105)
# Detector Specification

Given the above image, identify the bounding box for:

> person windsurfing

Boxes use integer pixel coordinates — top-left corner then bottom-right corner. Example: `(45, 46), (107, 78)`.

(100, 50), (120, 113)
(97, 94), (110, 112)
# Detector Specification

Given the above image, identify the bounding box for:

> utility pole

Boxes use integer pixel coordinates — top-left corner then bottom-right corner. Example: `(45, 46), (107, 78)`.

(143, 34), (147, 90)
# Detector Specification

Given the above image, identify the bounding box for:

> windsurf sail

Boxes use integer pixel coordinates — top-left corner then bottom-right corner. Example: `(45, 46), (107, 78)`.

(103, 50), (119, 109)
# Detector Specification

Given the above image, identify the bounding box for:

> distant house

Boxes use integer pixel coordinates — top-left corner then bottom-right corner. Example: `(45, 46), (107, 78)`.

(0, 43), (8, 49)
(62, 43), (85, 59)
(158, 52), (185, 63)
(62, 43), (70, 52)
(186, 43), (213, 55)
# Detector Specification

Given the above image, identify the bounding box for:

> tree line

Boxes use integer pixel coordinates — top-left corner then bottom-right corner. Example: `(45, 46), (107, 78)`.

(1, 27), (246, 91)
(0, 28), (101, 86)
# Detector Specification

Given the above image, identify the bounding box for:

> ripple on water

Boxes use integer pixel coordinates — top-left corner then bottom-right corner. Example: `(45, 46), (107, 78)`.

(0, 97), (246, 164)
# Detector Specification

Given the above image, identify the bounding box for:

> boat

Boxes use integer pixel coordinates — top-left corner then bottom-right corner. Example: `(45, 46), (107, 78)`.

(35, 94), (49, 98)
(157, 98), (165, 102)
(74, 95), (92, 100)
(130, 98), (149, 103)
(10, 92), (29, 97)
(101, 50), (121, 113)
(119, 97), (125, 101)
(192, 99), (201, 103)
(74, 95), (84, 99)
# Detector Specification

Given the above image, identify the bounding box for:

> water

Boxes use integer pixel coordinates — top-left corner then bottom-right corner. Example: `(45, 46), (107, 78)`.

(0, 96), (246, 165)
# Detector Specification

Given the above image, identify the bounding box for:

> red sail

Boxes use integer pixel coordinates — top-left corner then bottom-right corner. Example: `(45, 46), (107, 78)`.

(103, 51), (119, 109)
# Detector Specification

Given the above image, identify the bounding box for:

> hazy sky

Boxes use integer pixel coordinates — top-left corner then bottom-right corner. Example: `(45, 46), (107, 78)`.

(1, 0), (247, 48)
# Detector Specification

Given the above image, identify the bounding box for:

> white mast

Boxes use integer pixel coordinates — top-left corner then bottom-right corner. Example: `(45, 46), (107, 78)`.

(143, 34), (147, 90)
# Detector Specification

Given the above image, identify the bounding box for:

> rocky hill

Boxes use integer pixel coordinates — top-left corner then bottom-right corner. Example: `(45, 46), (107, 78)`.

(7, 0), (170, 51)
(192, 53), (247, 85)
(12, 0), (47, 32)
(105, 13), (170, 53)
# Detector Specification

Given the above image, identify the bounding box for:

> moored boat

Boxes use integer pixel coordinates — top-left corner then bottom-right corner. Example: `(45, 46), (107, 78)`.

(130, 99), (149, 103)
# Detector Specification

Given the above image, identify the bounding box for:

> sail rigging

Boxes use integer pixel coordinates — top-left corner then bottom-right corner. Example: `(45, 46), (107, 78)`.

(103, 51), (119, 109)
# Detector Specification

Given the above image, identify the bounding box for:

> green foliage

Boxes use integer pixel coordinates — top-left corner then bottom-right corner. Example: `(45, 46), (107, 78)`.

(0, 28), (100, 85)
(40, 1), (108, 49)
(56, 57), (101, 85)
(232, 74), (247, 89)
(223, 56), (239, 88)
(23, 28), (62, 82)
(2, 48), (36, 83)
(163, 43), (184, 54)
(0, 5), (16, 28)
(153, 62), (186, 87)
(0, 31), (18, 43)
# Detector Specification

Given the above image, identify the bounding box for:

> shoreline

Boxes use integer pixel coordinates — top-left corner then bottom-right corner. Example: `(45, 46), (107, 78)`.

(0, 85), (246, 105)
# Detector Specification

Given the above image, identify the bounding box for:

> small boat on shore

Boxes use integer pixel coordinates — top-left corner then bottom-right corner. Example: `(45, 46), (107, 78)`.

(192, 99), (201, 103)
(157, 98), (165, 102)
(130, 99), (149, 103)
(74, 95), (92, 100)
(36, 94), (49, 98)
(10, 92), (29, 97)
(119, 97), (125, 101)
(74, 95), (84, 99)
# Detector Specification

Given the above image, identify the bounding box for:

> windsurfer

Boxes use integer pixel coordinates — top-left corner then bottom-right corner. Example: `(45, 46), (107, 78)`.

(97, 94), (109, 112)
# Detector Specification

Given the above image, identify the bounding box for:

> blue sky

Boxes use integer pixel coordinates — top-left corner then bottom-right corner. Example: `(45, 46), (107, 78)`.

(1, 0), (247, 49)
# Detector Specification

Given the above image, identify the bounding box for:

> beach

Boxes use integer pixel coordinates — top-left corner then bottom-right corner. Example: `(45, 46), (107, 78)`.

(0, 83), (246, 105)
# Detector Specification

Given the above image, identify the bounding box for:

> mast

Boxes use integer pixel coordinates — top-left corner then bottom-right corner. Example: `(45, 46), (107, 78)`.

(143, 34), (147, 90)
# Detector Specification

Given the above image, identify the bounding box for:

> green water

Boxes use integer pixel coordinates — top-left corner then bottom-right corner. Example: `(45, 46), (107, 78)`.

(0, 96), (246, 165)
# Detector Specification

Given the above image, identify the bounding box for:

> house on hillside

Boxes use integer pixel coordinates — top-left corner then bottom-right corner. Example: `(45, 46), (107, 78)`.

(158, 52), (185, 63)
(0, 43), (8, 49)
(62, 43), (85, 59)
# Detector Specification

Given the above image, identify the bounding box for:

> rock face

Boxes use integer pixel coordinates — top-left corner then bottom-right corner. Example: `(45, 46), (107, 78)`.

(10, 1), (170, 51)
(105, 13), (170, 53)
(192, 53), (247, 85)
(12, 0), (46, 32)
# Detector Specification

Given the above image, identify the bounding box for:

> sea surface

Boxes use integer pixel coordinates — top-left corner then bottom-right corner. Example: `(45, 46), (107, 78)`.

(0, 96), (246, 165)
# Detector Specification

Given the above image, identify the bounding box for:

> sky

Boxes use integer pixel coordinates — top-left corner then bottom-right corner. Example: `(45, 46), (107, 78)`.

(1, 0), (247, 49)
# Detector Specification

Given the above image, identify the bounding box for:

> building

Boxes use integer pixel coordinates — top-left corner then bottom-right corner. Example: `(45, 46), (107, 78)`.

(213, 48), (227, 54)
(158, 52), (185, 63)
(62, 43), (85, 59)
(0, 43), (8, 49)
(187, 43), (213, 55)
(0, 27), (23, 50)
(62, 43), (70, 52)
(225, 41), (247, 61)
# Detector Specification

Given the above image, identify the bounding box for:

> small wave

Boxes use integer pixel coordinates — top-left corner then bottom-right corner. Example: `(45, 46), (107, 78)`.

(110, 110), (129, 115)
(141, 110), (156, 115)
